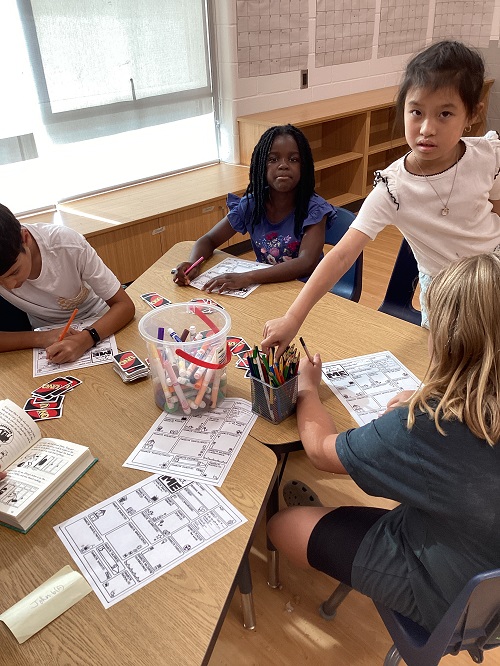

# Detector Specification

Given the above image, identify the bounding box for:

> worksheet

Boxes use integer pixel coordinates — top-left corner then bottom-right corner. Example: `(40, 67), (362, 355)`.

(32, 318), (118, 377)
(54, 475), (247, 608)
(322, 351), (421, 426)
(123, 398), (257, 486)
(188, 257), (271, 298)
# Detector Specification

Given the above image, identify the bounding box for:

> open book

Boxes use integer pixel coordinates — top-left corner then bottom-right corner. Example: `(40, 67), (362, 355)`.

(0, 399), (97, 533)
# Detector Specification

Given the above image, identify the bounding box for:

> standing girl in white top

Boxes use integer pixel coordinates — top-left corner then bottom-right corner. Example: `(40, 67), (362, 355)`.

(262, 40), (500, 353)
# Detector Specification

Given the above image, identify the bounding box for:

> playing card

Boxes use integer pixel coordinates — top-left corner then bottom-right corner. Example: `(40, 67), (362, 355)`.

(64, 375), (82, 390)
(189, 297), (224, 311)
(24, 407), (63, 421)
(31, 377), (73, 398)
(227, 336), (251, 355)
(113, 351), (148, 375)
(235, 354), (249, 369)
(140, 292), (172, 309)
(24, 396), (65, 411)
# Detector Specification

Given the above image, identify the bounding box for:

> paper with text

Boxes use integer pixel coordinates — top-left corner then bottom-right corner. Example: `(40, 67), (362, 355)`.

(188, 257), (271, 298)
(123, 398), (257, 486)
(54, 476), (246, 608)
(322, 351), (421, 426)
(33, 317), (118, 377)
(0, 565), (91, 643)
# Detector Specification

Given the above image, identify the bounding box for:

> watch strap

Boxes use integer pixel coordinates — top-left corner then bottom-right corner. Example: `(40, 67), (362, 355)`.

(84, 327), (101, 347)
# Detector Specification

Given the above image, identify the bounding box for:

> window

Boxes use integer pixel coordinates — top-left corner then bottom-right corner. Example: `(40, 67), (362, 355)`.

(0, 0), (219, 213)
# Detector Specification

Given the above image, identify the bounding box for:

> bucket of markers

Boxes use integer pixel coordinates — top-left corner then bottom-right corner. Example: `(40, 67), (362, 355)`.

(138, 303), (232, 414)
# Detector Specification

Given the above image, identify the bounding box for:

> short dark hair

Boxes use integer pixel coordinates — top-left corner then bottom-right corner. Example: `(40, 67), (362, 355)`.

(396, 40), (485, 122)
(0, 204), (24, 275)
(245, 124), (315, 237)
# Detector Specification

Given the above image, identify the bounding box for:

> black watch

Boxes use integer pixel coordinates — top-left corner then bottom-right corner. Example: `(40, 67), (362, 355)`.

(84, 327), (101, 347)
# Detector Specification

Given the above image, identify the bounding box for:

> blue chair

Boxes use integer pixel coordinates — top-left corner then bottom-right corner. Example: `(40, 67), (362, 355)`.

(378, 237), (421, 325)
(319, 569), (500, 665)
(326, 207), (363, 302)
(0, 295), (31, 331)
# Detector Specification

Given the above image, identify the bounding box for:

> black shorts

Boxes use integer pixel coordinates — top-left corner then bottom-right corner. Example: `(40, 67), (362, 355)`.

(307, 506), (389, 586)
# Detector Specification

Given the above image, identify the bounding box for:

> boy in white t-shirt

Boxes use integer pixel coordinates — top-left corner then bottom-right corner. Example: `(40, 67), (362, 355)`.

(0, 203), (135, 364)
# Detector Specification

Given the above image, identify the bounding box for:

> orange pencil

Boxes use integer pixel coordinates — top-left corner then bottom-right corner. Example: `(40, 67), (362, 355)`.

(58, 308), (78, 341)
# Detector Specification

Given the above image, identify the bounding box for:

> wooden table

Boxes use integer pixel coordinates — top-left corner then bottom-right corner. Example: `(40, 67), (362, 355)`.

(137, 242), (430, 586)
(0, 262), (278, 665)
(0, 241), (430, 663)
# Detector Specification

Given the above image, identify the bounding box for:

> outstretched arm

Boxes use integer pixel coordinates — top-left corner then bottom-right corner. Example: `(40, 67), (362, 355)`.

(203, 217), (327, 292)
(262, 228), (370, 356)
(296, 353), (347, 474)
(173, 217), (237, 285)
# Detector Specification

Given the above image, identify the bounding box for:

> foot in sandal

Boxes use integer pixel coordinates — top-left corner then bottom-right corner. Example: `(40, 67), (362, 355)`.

(283, 480), (323, 507)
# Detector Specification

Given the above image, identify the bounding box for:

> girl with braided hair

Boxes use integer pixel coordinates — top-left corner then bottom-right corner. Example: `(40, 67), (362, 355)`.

(173, 124), (336, 292)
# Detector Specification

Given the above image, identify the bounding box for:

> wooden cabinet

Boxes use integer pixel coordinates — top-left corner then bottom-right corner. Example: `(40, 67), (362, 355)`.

(87, 218), (166, 285)
(238, 80), (493, 207)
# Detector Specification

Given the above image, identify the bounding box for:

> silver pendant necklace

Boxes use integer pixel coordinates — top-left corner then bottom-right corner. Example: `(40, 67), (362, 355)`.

(412, 148), (459, 216)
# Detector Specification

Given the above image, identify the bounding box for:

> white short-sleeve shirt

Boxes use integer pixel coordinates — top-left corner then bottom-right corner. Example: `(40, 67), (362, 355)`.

(352, 136), (500, 277)
(0, 224), (120, 328)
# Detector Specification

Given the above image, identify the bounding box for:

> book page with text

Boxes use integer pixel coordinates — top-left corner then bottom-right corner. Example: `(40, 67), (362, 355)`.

(0, 399), (41, 471)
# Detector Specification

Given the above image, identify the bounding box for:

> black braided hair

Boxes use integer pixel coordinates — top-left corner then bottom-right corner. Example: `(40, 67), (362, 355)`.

(244, 124), (315, 238)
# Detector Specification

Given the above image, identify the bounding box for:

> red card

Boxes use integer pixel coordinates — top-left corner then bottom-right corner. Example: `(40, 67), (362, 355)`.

(140, 292), (171, 309)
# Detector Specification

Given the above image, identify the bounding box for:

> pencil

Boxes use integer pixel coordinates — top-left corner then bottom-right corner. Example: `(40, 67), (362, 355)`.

(58, 308), (78, 341)
(184, 255), (204, 275)
(299, 336), (314, 364)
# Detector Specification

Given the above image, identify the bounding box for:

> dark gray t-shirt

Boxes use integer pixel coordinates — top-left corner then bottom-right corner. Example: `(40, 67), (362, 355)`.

(336, 406), (500, 632)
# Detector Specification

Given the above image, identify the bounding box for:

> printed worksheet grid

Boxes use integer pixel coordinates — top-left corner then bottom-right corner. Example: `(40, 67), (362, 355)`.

(236, 0), (309, 78)
(315, 0), (376, 67)
(378, 0), (429, 58)
(433, 0), (494, 48)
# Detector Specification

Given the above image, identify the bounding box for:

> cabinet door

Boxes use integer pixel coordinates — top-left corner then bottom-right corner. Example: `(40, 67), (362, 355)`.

(87, 218), (165, 284)
(159, 199), (249, 252)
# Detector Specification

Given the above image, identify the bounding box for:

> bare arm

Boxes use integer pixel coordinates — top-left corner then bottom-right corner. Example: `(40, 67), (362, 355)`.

(45, 287), (135, 364)
(203, 217), (328, 293)
(262, 228), (370, 356)
(173, 217), (237, 285)
(296, 353), (347, 474)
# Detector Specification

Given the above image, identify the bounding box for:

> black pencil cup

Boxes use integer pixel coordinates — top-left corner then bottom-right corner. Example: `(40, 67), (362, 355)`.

(250, 374), (298, 424)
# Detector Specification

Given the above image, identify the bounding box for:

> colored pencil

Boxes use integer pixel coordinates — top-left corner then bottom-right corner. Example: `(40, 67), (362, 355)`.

(58, 308), (78, 341)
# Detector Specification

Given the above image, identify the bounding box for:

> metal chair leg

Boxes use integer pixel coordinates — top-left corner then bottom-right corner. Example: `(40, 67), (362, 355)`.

(266, 459), (286, 588)
(237, 554), (256, 630)
(383, 644), (402, 666)
(319, 582), (352, 620)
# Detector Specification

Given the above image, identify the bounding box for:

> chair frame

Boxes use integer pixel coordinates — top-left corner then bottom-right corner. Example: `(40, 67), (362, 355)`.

(325, 207), (363, 303)
(378, 237), (421, 326)
(320, 570), (500, 666)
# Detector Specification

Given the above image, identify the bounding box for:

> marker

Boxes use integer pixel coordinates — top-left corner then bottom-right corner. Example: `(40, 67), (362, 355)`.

(58, 308), (78, 341)
(171, 256), (204, 276)
(167, 327), (182, 343)
(189, 325), (197, 341)
(185, 256), (204, 275)
(299, 336), (314, 364)
(162, 356), (191, 415)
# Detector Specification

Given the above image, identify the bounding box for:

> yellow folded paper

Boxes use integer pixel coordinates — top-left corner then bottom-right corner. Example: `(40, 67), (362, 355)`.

(0, 565), (92, 643)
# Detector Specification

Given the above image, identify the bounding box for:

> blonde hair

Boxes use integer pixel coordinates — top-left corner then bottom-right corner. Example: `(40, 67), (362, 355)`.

(407, 253), (500, 445)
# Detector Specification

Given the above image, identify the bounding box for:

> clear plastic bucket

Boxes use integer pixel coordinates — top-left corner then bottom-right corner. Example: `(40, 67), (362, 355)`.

(138, 303), (232, 414)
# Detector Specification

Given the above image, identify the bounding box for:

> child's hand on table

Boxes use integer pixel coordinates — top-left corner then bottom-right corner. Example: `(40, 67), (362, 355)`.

(45, 329), (91, 364)
(203, 272), (251, 293)
(383, 390), (416, 415)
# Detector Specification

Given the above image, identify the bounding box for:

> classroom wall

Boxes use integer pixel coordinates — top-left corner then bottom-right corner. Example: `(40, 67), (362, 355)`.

(213, 0), (500, 165)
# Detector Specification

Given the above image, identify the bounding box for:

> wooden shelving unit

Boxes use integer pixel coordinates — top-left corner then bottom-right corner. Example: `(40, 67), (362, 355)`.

(238, 80), (493, 207)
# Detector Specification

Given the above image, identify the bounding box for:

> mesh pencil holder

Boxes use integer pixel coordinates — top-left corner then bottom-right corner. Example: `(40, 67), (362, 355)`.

(250, 374), (298, 424)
